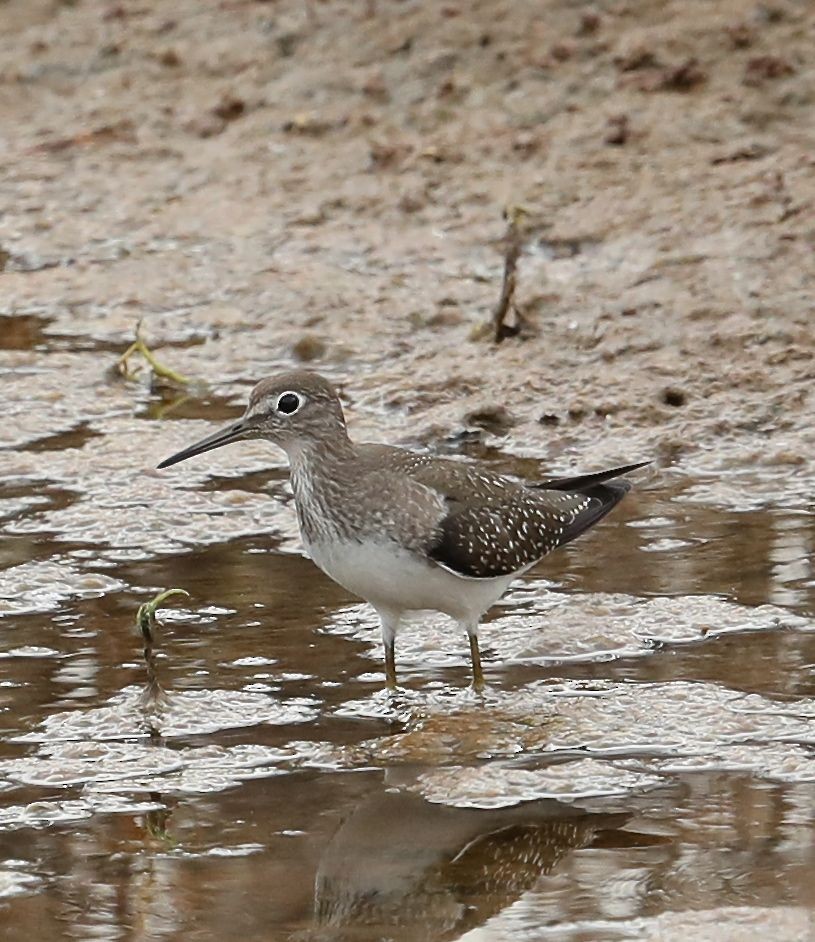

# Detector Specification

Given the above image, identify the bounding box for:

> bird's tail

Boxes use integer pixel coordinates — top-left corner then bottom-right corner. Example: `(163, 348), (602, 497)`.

(532, 460), (650, 548)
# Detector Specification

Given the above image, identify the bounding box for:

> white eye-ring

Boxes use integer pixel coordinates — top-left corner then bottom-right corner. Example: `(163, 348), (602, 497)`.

(276, 391), (303, 415)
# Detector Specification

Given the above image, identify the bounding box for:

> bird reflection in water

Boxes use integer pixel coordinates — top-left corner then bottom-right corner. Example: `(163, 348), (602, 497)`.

(302, 785), (631, 941)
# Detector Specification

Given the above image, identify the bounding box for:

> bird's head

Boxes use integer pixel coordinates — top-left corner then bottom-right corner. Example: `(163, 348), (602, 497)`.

(157, 370), (347, 468)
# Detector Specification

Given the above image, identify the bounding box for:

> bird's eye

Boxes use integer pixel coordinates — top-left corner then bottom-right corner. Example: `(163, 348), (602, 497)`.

(276, 392), (301, 415)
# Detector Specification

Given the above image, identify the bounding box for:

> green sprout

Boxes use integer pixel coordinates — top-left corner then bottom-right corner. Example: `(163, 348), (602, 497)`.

(137, 588), (190, 641)
(118, 321), (191, 386)
(137, 588), (189, 710)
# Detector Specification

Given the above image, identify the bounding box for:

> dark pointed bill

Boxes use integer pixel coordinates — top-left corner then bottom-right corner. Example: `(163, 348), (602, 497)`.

(157, 419), (252, 469)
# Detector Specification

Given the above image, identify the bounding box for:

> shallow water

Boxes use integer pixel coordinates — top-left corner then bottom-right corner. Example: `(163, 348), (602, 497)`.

(1, 341), (815, 940)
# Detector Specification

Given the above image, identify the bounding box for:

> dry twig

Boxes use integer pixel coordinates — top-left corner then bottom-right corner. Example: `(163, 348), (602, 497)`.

(493, 205), (528, 343)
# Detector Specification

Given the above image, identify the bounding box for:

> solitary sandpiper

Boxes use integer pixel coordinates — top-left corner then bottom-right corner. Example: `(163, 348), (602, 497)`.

(158, 371), (647, 688)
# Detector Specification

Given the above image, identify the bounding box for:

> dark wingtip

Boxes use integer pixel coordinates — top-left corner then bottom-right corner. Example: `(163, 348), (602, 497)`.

(615, 459), (652, 475)
(535, 460), (651, 491)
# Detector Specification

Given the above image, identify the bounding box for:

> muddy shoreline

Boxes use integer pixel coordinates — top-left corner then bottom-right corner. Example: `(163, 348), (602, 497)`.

(1, 0), (813, 490)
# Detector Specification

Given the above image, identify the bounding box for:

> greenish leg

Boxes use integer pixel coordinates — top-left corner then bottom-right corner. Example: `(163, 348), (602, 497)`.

(468, 630), (485, 691)
(378, 610), (399, 690)
(384, 639), (397, 689)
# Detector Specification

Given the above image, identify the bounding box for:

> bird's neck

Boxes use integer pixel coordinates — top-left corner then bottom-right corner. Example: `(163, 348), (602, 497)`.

(286, 431), (356, 479)
(287, 433), (358, 545)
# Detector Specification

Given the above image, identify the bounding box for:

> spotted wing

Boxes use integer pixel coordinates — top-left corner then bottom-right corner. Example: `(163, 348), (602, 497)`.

(428, 480), (631, 579)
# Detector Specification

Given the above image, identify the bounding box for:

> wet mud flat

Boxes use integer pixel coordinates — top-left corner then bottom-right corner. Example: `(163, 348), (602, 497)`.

(2, 0), (815, 939)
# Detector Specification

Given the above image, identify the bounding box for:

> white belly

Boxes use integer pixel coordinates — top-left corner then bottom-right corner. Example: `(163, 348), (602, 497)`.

(304, 538), (513, 623)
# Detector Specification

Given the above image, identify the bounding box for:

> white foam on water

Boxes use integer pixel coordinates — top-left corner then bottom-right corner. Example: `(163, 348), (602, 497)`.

(13, 685), (318, 744)
(329, 679), (815, 802)
(326, 593), (810, 671)
(0, 739), (315, 831)
(462, 904), (815, 942)
(411, 761), (664, 809)
(0, 559), (126, 616)
(0, 863), (42, 899)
